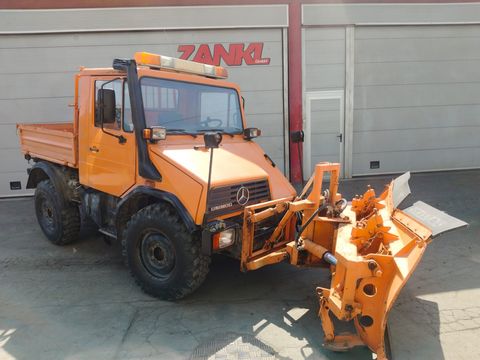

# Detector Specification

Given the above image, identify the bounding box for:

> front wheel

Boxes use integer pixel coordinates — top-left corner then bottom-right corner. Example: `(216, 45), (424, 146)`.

(122, 203), (210, 300)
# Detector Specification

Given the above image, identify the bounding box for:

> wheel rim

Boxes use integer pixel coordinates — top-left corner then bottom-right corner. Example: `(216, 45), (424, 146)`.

(39, 195), (57, 234)
(140, 231), (176, 279)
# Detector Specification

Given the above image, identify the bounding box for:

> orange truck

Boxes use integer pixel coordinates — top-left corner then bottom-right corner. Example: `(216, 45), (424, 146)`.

(17, 52), (466, 359)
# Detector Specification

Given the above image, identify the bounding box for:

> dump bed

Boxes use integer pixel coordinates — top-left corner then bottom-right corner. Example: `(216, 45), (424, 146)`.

(17, 123), (77, 168)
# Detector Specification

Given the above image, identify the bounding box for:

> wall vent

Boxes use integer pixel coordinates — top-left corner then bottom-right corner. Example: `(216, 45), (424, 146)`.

(10, 181), (21, 190)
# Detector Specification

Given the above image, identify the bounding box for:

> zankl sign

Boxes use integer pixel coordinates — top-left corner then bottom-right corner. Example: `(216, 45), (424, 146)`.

(178, 43), (270, 66)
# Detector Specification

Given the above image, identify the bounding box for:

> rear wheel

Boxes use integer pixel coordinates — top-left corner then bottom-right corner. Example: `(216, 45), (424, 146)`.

(122, 203), (210, 300)
(34, 179), (80, 245)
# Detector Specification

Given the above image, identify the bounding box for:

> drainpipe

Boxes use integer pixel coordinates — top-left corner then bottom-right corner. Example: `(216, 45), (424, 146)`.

(288, 1), (303, 185)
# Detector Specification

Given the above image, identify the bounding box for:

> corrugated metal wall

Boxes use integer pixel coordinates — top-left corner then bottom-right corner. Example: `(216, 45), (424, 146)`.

(0, 28), (285, 196)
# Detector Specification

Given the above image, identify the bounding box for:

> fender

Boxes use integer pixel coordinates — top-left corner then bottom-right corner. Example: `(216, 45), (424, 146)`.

(26, 161), (73, 206)
(116, 186), (197, 233)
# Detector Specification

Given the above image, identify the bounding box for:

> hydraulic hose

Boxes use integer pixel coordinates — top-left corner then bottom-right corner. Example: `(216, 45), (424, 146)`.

(295, 203), (327, 244)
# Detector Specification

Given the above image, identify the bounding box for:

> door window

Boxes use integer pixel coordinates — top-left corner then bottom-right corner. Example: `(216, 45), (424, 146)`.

(123, 83), (133, 132)
(94, 79), (132, 131)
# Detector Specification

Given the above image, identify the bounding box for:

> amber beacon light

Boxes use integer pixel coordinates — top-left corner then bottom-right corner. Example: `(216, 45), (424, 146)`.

(134, 52), (228, 79)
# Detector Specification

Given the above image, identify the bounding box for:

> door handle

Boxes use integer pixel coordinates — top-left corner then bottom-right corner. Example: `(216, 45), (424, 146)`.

(337, 133), (343, 143)
(89, 146), (99, 153)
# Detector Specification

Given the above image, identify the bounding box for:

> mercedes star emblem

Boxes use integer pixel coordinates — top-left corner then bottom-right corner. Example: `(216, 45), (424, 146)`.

(236, 186), (250, 206)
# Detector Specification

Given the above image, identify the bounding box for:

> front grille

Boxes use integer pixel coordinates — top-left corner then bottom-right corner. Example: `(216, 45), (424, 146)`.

(207, 180), (270, 219)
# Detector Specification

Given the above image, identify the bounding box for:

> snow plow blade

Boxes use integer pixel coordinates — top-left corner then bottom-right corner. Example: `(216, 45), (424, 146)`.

(318, 171), (467, 359)
(241, 163), (467, 359)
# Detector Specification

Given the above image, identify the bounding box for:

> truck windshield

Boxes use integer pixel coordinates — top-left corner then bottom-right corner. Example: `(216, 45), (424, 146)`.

(140, 77), (243, 134)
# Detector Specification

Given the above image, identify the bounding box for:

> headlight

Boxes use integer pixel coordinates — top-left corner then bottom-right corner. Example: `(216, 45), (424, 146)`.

(213, 228), (236, 249)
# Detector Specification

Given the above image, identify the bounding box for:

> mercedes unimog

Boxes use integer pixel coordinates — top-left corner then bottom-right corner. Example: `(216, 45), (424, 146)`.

(17, 52), (466, 359)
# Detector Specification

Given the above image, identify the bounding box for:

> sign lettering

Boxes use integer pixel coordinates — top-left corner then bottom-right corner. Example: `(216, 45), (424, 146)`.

(178, 43), (270, 66)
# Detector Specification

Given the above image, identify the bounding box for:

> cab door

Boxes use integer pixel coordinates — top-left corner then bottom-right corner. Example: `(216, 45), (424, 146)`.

(85, 78), (136, 196)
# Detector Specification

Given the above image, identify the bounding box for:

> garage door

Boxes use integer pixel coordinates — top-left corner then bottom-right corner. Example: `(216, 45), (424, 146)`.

(353, 25), (480, 176)
(0, 28), (285, 196)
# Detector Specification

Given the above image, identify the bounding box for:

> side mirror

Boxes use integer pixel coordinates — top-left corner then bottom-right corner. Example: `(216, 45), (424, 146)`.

(241, 96), (246, 110)
(204, 132), (223, 149)
(243, 127), (261, 140)
(98, 88), (116, 124)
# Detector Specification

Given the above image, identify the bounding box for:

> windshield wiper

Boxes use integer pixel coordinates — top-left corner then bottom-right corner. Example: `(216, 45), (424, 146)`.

(195, 128), (241, 138)
(166, 128), (198, 138)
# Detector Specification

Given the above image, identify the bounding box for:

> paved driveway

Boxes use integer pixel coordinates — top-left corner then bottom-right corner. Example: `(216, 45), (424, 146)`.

(0, 170), (479, 359)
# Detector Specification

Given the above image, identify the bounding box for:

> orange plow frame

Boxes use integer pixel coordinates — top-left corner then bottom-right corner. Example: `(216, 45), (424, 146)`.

(240, 162), (436, 359)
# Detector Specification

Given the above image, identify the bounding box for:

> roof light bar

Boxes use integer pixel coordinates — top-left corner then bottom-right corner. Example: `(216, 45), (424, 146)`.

(134, 52), (228, 79)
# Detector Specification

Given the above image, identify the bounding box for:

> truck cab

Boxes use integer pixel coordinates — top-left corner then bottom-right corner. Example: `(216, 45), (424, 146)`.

(77, 55), (294, 222)
(18, 52), (295, 299)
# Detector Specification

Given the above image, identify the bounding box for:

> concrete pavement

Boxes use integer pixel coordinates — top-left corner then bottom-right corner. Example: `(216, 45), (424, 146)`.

(0, 170), (479, 360)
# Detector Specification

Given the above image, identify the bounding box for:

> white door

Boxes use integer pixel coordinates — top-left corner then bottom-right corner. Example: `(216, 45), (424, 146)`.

(304, 90), (345, 177)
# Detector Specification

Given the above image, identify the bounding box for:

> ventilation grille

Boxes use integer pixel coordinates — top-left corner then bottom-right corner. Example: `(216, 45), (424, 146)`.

(207, 180), (270, 219)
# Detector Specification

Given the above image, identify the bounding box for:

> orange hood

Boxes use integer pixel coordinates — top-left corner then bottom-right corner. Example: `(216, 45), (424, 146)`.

(147, 137), (296, 223)
(151, 142), (268, 186)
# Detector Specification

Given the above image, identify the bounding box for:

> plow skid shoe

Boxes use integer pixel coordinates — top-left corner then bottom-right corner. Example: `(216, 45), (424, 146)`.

(319, 173), (467, 359)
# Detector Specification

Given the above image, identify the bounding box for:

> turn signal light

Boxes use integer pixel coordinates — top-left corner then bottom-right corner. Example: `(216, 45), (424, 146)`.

(143, 126), (166, 142)
(142, 128), (151, 139)
(134, 52), (229, 79)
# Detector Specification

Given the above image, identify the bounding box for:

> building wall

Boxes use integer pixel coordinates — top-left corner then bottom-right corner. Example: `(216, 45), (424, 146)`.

(302, 3), (480, 178)
(1, 2), (480, 197)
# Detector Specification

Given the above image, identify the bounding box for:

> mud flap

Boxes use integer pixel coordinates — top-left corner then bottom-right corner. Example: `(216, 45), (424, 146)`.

(319, 173), (467, 359)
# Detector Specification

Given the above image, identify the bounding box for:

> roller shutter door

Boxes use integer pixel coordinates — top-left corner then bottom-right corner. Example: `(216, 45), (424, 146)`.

(353, 25), (480, 176)
(0, 28), (285, 196)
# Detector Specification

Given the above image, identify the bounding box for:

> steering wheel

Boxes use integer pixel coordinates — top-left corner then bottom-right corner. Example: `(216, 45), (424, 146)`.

(199, 117), (223, 128)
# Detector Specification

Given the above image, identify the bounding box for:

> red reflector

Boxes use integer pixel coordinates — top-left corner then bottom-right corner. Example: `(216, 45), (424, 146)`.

(212, 233), (220, 250)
